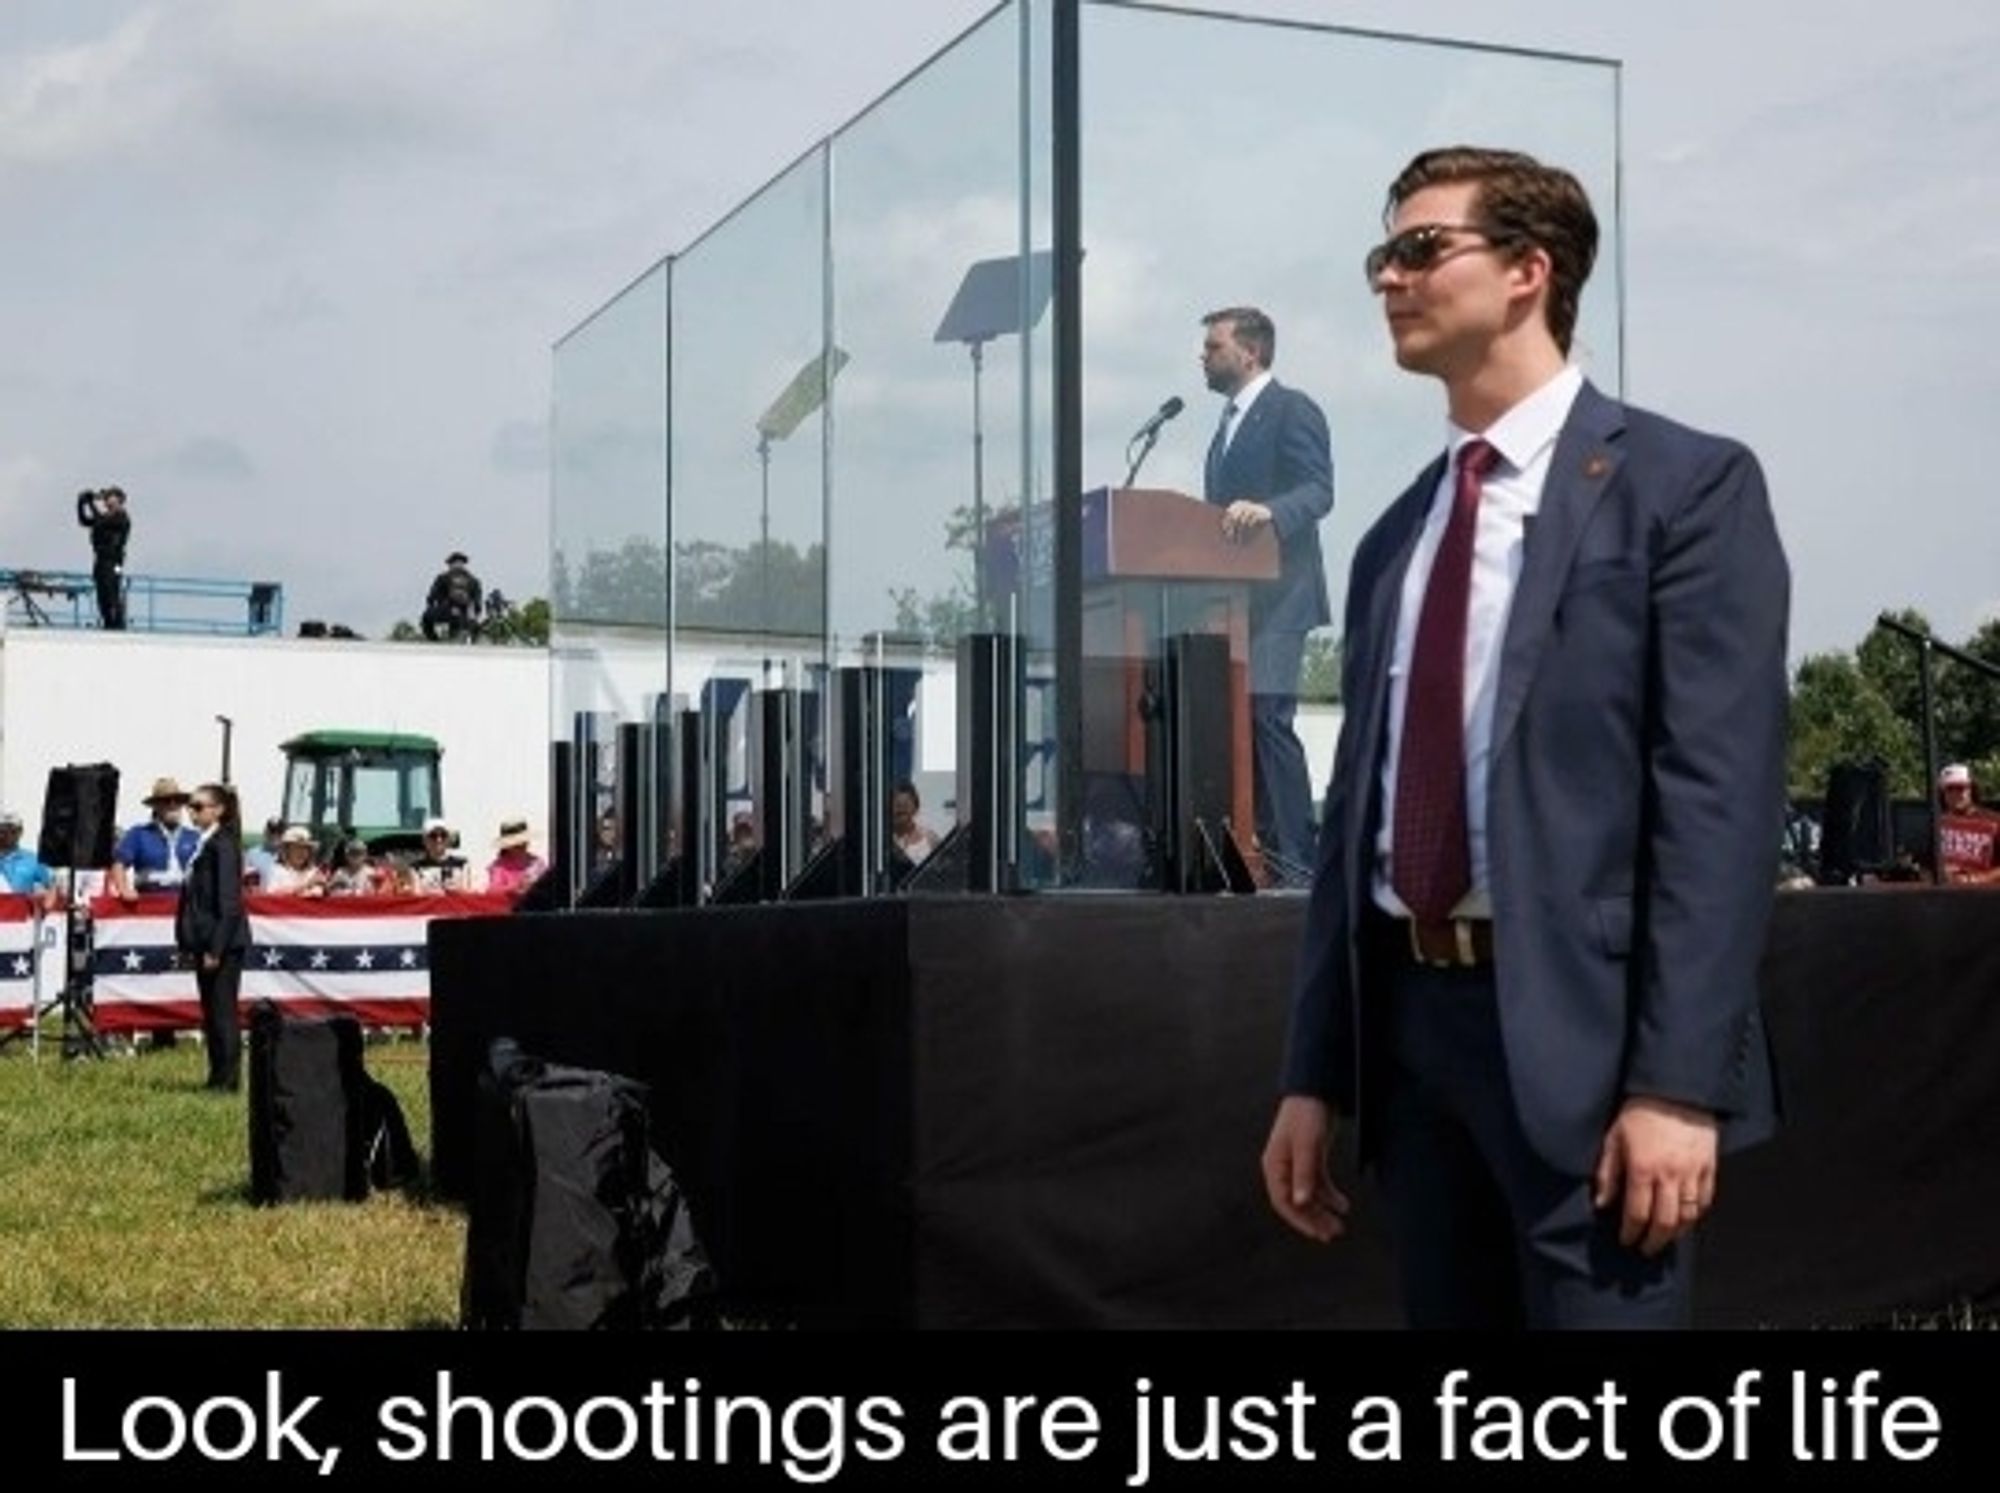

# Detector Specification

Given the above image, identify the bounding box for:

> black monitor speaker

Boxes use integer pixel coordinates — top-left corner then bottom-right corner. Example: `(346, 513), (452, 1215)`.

(1818, 760), (1891, 883)
(38, 762), (120, 869)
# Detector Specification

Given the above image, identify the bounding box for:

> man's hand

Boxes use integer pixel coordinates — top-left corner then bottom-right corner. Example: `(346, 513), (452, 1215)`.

(1261, 1095), (1351, 1242)
(1221, 500), (1274, 544)
(201, 952), (220, 973)
(1592, 1096), (1719, 1257)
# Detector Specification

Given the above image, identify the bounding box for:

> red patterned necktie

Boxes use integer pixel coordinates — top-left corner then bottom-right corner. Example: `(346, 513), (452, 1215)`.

(1392, 438), (1500, 923)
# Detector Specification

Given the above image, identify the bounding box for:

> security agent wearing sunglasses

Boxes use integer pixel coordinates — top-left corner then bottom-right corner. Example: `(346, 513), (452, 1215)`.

(1264, 147), (1789, 1330)
(1198, 306), (1335, 882)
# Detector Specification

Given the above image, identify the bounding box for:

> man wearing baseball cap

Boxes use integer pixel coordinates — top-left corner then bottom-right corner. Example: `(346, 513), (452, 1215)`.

(1937, 764), (2000, 886)
(0, 808), (59, 911)
(410, 815), (476, 892)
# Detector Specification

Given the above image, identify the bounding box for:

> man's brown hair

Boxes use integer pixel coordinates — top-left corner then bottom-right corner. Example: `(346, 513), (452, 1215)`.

(1202, 306), (1276, 368)
(1385, 147), (1598, 355)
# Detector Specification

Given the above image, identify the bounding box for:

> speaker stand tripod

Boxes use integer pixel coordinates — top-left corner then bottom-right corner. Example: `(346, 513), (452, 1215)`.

(28, 761), (121, 1061)
(0, 899), (100, 1062)
(49, 897), (104, 1061)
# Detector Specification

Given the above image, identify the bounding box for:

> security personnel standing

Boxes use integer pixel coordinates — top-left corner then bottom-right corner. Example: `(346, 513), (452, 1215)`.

(76, 486), (131, 630)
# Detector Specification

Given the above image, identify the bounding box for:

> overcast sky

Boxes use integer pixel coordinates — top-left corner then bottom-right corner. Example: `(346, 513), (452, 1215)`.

(3, 0), (1996, 659)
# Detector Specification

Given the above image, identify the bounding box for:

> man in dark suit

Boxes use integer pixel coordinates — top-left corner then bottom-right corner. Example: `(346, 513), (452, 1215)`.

(176, 783), (251, 1091)
(1260, 147), (1789, 1328)
(1199, 307), (1334, 878)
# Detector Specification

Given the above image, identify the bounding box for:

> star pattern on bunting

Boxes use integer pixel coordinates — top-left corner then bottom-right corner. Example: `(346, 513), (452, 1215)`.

(91, 943), (428, 975)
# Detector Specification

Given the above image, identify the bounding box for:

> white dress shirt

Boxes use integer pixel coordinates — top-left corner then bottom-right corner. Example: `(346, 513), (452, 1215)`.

(1218, 369), (1273, 458)
(1372, 363), (1585, 919)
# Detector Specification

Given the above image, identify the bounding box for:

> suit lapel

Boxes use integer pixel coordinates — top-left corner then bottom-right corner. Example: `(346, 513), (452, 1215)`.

(1489, 381), (1627, 760)
(1338, 458), (1443, 907)
(1355, 456), (1444, 713)
(1216, 379), (1279, 493)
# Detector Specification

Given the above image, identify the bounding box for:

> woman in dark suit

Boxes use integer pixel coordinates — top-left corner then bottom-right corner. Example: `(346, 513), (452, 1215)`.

(175, 782), (251, 1091)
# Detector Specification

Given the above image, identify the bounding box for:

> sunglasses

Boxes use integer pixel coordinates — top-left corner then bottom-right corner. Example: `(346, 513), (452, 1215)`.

(1364, 222), (1517, 286)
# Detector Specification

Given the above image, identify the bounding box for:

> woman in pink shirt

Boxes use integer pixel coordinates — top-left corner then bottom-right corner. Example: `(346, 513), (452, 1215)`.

(485, 818), (546, 897)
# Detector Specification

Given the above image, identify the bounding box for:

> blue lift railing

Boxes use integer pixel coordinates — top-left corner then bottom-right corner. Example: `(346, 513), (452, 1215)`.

(0, 569), (284, 637)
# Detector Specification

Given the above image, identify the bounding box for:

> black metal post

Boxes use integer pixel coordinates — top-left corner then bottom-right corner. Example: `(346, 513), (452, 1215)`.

(960, 632), (1020, 893)
(970, 338), (987, 629)
(615, 721), (645, 904)
(757, 433), (772, 673)
(1919, 641), (1941, 886)
(547, 739), (574, 906)
(1053, 0), (1082, 884)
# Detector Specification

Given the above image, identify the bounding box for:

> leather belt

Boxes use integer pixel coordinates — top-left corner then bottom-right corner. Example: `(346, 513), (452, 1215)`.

(1400, 917), (1495, 969)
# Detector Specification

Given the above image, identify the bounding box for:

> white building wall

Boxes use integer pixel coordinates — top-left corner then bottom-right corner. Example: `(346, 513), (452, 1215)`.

(0, 630), (549, 856)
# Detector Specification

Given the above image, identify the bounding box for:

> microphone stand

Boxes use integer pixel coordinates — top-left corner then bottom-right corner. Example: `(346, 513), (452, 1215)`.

(1123, 427), (1163, 488)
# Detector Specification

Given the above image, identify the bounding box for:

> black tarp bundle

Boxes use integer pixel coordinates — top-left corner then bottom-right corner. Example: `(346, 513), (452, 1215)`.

(461, 1037), (717, 1330)
(247, 1003), (418, 1205)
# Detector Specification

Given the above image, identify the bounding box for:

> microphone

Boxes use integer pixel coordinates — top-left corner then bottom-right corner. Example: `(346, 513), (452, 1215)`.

(1122, 396), (1184, 487)
(1129, 395), (1184, 445)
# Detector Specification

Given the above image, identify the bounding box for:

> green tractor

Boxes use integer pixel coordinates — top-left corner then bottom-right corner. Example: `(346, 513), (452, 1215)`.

(279, 730), (444, 856)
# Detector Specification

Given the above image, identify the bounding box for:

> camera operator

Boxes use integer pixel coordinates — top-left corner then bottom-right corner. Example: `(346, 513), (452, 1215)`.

(421, 549), (483, 642)
(76, 486), (130, 630)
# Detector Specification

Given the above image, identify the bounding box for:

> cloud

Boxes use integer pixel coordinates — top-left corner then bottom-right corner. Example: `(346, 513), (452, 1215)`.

(0, 453), (57, 539)
(0, 10), (167, 168)
(251, 275), (337, 329)
(490, 418), (547, 475)
(161, 435), (256, 481)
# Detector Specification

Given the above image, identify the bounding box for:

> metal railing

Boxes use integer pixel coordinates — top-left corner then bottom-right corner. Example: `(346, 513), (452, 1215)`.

(0, 569), (284, 637)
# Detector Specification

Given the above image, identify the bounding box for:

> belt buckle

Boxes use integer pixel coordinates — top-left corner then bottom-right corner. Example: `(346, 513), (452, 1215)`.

(1408, 918), (1475, 968)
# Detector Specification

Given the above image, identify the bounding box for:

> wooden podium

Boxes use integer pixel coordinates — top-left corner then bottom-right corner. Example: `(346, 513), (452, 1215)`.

(1077, 487), (1277, 869)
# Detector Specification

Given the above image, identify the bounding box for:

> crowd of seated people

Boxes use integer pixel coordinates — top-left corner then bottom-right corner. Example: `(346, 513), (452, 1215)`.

(231, 815), (548, 899)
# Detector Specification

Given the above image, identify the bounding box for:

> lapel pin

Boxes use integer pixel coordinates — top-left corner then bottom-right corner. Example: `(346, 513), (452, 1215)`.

(1584, 453), (1611, 480)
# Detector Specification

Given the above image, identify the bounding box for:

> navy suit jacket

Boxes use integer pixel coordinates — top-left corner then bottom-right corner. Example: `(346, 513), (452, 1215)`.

(1282, 382), (1788, 1176)
(1204, 379), (1334, 647)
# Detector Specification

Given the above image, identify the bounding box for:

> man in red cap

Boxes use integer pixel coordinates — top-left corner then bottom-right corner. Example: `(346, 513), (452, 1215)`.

(1937, 764), (2000, 885)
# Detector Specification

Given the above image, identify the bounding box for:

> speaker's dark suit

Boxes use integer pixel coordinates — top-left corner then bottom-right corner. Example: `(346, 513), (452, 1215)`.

(1283, 381), (1788, 1324)
(175, 830), (251, 1090)
(1203, 379), (1334, 871)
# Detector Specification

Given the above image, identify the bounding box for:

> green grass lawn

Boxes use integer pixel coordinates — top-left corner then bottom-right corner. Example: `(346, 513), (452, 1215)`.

(0, 1032), (464, 1328)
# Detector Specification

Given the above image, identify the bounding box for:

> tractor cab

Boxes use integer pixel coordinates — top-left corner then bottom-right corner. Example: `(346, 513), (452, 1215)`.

(279, 730), (444, 857)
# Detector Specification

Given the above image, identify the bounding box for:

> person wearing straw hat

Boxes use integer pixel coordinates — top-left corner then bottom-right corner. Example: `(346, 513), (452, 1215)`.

(263, 826), (328, 896)
(485, 818), (546, 896)
(110, 776), (201, 902)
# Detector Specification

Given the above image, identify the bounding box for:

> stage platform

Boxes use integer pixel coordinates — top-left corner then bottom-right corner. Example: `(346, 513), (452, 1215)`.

(429, 888), (2000, 1328)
